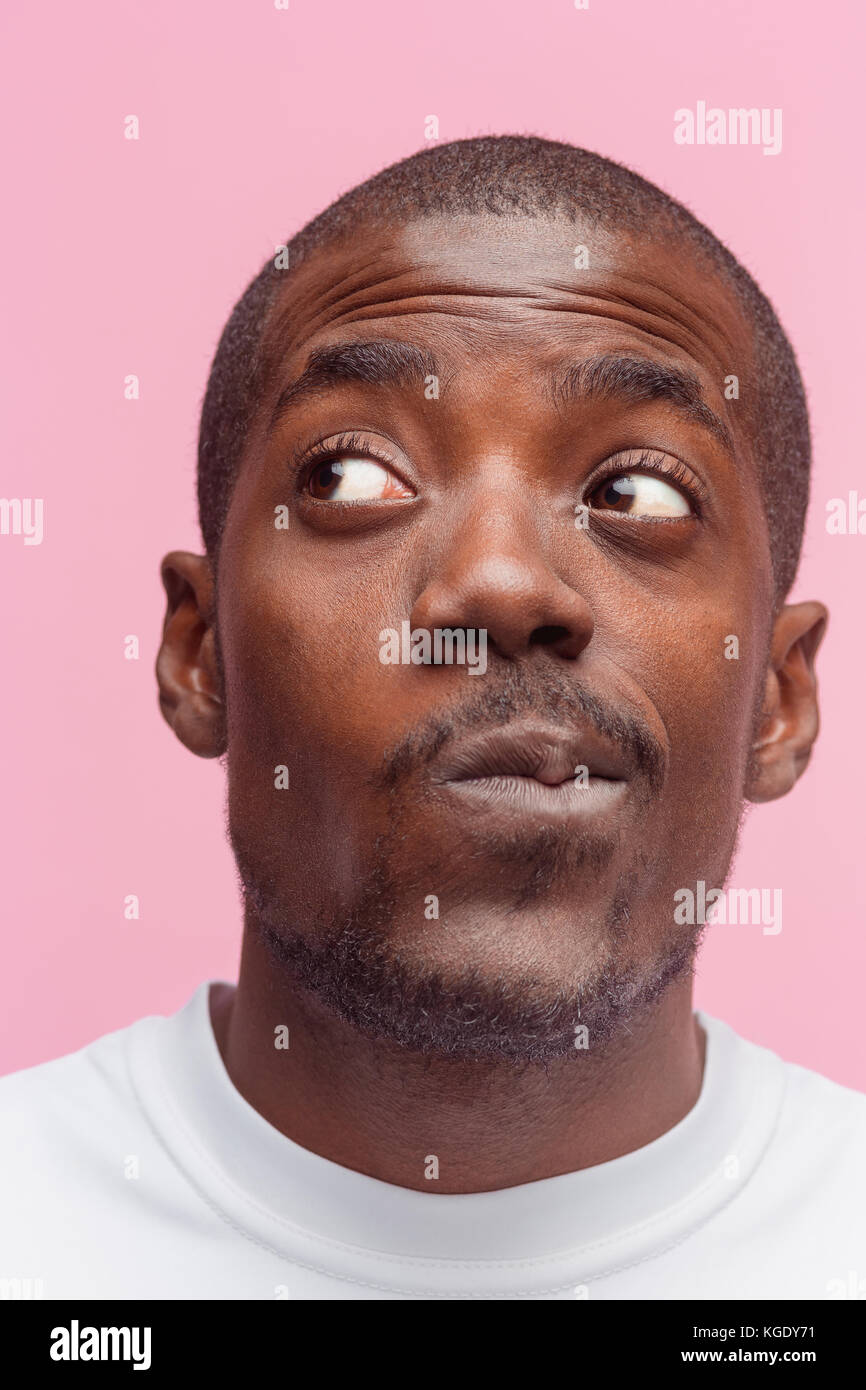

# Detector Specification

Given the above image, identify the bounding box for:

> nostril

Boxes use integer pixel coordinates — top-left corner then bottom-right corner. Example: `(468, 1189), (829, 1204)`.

(530, 625), (572, 647)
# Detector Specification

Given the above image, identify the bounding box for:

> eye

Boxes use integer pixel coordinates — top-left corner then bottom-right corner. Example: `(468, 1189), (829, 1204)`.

(307, 457), (415, 502)
(587, 472), (692, 518)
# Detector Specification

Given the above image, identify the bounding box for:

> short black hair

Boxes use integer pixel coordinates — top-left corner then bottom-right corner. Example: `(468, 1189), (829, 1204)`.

(197, 134), (810, 599)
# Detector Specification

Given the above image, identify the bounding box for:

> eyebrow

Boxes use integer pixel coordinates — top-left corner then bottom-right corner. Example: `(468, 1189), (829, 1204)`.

(549, 353), (735, 454)
(269, 340), (735, 455)
(269, 340), (438, 430)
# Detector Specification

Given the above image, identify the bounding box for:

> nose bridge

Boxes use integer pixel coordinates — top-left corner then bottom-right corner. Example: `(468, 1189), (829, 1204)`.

(410, 461), (593, 661)
(444, 466), (543, 584)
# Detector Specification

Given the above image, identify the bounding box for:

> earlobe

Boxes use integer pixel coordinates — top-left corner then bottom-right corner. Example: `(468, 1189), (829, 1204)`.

(156, 551), (227, 758)
(746, 601), (828, 803)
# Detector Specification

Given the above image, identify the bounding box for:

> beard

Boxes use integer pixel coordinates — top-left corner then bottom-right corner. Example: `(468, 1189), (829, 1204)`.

(244, 863), (702, 1065)
(230, 665), (711, 1066)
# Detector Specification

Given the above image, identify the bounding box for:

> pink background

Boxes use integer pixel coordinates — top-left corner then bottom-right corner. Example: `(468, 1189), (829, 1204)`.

(2, 0), (864, 1086)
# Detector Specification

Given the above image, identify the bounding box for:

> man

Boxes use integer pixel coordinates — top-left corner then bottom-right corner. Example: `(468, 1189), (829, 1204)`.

(2, 135), (863, 1301)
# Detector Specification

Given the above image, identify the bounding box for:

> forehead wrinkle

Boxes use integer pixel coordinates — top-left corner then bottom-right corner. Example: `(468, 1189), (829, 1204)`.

(291, 283), (538, 339)
(522, 295), (740, 381)
(279, 264), (422, 327)
(261, 259), (414, 379)
(269, 279), (742, 383)
(579, 269), (746, 360)
(268, 248), (745, 349)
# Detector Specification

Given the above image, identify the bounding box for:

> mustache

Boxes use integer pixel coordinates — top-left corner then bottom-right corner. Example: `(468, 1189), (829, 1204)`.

(376, 665), (666, 795)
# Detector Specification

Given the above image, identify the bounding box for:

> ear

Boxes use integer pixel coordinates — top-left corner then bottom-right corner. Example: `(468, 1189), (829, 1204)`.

(746, 600), (828, 803)
(156, 551), (226, 758)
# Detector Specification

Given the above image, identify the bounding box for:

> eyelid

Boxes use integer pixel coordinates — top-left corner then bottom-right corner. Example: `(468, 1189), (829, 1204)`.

(585, 449), (707, 516)
(291, 430), (415, 496)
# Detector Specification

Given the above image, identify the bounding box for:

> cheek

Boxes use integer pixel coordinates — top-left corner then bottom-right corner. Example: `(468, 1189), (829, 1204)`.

(218, 558), (395, 909)
(644, 607), (765, 836)
(219, 540), (405, 800)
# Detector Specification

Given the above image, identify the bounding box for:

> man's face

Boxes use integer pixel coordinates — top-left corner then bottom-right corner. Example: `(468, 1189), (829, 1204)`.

(196, 213), (784, 1057)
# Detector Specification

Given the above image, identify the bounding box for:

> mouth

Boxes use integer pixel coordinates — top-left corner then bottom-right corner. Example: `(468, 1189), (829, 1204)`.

(430, 722), (630, 826)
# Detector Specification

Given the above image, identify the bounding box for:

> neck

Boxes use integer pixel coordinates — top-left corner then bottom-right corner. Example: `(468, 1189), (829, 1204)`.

(211, 927), (706, 1194)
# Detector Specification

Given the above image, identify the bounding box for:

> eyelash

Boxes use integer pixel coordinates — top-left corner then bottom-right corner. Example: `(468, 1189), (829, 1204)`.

(292, 436), (705, 516)
(586, 450), (706, 518)
(292, 431), (401, 491)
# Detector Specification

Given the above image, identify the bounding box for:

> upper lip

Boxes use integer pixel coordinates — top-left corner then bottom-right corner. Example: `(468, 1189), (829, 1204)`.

(431, 721), (629, 787)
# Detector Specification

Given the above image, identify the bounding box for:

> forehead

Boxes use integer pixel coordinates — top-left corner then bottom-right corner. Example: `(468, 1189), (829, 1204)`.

(258, 213), (755, 416)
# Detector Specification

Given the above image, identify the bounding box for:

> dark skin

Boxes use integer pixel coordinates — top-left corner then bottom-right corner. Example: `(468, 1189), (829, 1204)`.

(157, 213), (826, 1193)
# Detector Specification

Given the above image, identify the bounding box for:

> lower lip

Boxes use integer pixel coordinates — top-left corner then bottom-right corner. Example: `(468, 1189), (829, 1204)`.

(434, 774), (628, 825)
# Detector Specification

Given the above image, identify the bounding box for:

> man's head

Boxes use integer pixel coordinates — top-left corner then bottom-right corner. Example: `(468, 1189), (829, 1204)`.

(157, 135), (826, 1063)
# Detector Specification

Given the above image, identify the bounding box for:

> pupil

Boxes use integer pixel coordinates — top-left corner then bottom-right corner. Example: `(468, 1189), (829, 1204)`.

(316, 461), (343, 491)
(604, 477), (635, 508)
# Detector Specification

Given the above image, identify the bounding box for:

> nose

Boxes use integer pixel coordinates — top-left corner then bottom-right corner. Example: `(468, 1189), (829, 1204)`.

(409, 481), (593, 663)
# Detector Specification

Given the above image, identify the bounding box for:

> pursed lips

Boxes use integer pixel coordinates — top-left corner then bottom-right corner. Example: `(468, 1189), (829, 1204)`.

(429, 723), (630, 823)
(432, 723), (628, 784)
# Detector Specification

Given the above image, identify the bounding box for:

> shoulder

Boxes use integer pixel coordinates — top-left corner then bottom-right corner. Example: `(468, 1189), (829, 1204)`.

(703, 1013), (866, 1249)
(0, 1012), (159, 1170)
(773, 1047), (866, 1165)
(702, 1011), (866, 1136)
(0, 997), (215, 1298)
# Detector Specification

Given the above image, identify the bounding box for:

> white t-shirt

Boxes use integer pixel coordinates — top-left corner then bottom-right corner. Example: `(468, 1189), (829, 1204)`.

(1, 981), (864, 1301)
